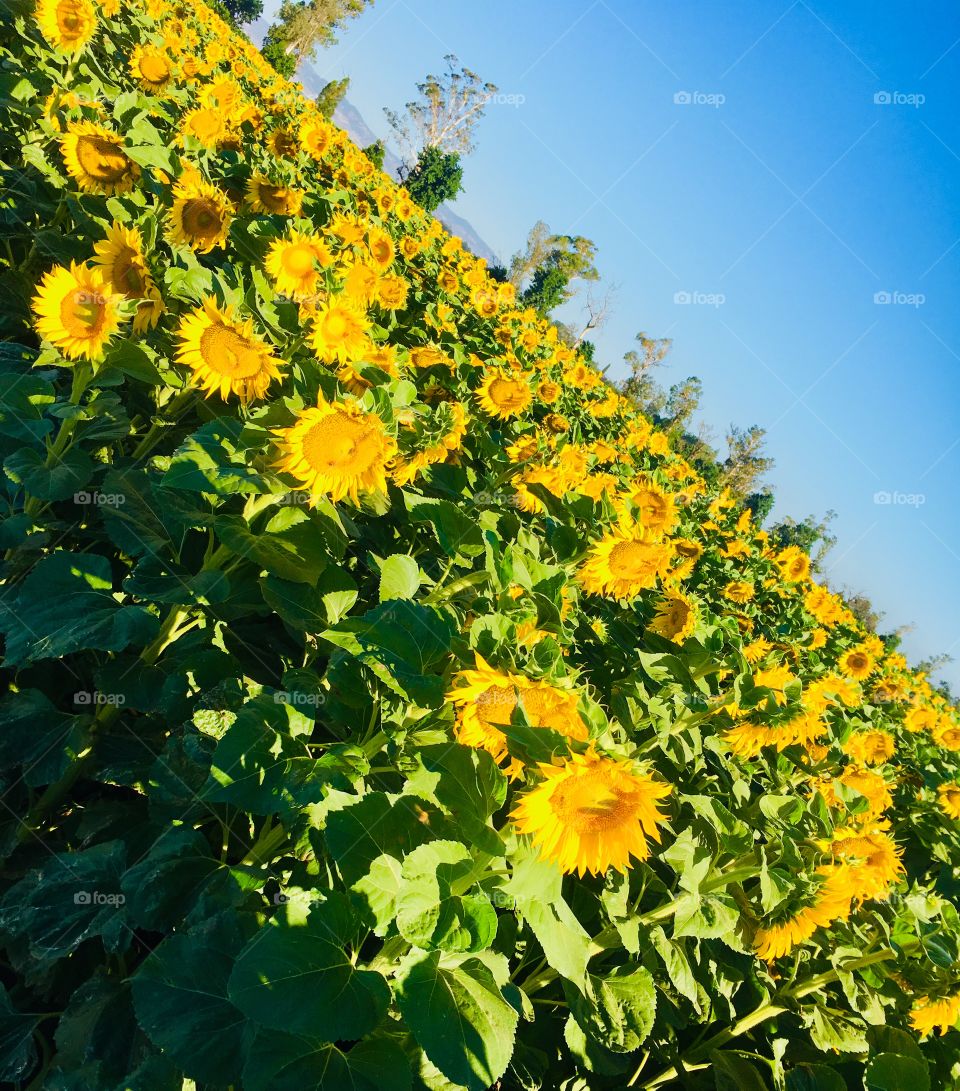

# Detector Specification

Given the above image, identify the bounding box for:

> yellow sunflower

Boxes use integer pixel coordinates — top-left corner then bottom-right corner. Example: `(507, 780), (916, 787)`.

(92, 222), (163, 333)
(754, 864), (853, 960)
(36, 0), (97, 54)
(938, 783), (960, 820)
(176, 297), (281, 403)
(168, 178), (232, 253)
(838, 646), (875, 681)
(246, 175), (303, 216)
(624, 480), (678, 538)
(910, 993), (960, 1038)
(648, 590), (697, 643)
(511, 750), (671, 876)
(579, 525), (673, 602)
(180, 106), (231, 149)
(366, 227), (395, 269)
(60, 121), (138, 195)
(824, 827), (903, 902)
(32, 262), (123, 361)
(723, 580), (755, 604)
(376, 274), (409, 310)
(129, 44), (173, 92)
(309, 299), (371, 365)
(273, 397), (396, 505)
(671, 538), (704, 579)
(842, 730), (895, 766)
(265, 230), (331, 301)
(776, 545), (811, 582)
(476, 370), (532, 419)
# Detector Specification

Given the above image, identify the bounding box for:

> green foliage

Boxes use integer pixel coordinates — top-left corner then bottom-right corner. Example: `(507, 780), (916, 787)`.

(405, 144), (464, 211)
(317, 75), (349, 119)
(261, 30), (298, 77)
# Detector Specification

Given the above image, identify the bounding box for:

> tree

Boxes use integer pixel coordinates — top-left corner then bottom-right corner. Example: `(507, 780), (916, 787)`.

(385, 54), (498, 169)
(745, 487), (775, 525)
(363, 139), (385, 170)
(769, 510), (837, 571)
(217, 0), (263, 25)
(404, 145), (463, 212)
(317, 76), (349, 119)
(261, 29), (298, 77)
(720, 424), (773, 499)
(508, 223), (599, 317)
(264, 0), (373, 68)
(618, 330), (673, 415)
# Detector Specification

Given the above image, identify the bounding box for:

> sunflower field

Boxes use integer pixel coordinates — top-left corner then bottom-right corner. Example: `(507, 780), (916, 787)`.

(2, 1), (960, 1089)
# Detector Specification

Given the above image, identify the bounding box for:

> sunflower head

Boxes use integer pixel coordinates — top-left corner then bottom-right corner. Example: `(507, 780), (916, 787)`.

(130, 43), (173, 92)
(511, 750), (671, 876)
(60, 121), (138, 195)
(32, 262), (124, 361)
(648, 590), (697, 643)
(273, 397), (396, 506)
(476, 370), (532, 419)
(246, 175), (303, 216)
(265, 230), (331, 302)
(168, 179), (233, 253)
(36, 0), (97, 54)
(176, 297), (281, 403)
(579, 525), (674, 602)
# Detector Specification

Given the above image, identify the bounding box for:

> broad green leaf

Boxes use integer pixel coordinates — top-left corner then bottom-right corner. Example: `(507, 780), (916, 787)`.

(4, 446), (92, 501)
(0, 551), (158, 666)
(379, 553), (421, 601)
(352, 853), (403, 937)
(785, 1064), (847, 1091)
(403, 492), (484, 560)
(395, 952), (518, 1091)
(569, 967), (656, 1053)
(864, 1054), (930, 1091)
(0, 983), (39, 1083)
(228, 905), (390, 1041)
(243, 1030), (412, 1091)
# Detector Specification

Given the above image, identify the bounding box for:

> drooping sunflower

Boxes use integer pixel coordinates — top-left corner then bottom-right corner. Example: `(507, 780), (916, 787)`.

(776, 545), (811, 582)
(32, 262), (124, 361)
(265, 230), (331, 301)
(725, 711), (826, 759)
(129, 43), (173, 92)
(309, 299), (371, 365)
(753, 664), (796, 706)
(842, 729), (895, 766)
(723, 580), (755, 604)
(648, 590), (697, 643)
(92, 222), (163, 333)
(838, 645), (875, 681)
(168, 178), (233, 253)
(36, 0), (97, 54)
(824, 827), (903, 901)
(246, 175), (303, 216)
(754, 864), (853, 960)
(176, 297), (281, 403)
(624, 480), (678, 537)
(273, 397), (396, 505)
(938, 783), (960, 820)
(475, 370), (532, 419)
(60, 121), (138, 195)
(511, 750), (671, 876)
(910, 993), (960, 1038)
(579, 525), (673, 602)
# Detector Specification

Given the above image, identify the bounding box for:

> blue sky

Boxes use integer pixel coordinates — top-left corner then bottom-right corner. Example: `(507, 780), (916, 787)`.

(263, 0), (960, 691)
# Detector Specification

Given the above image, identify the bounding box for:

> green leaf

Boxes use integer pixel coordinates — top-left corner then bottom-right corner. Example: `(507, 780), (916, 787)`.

(163, 418), (273, 495)
(396, 841), (497, 953)
(379, 553), (421, 601)
(712, 1049), (770, 1090)
(403, 492), (484, 560)
(228, 905), (390, 1042)
(569, 967), (657, 1053)
(0, 688), (88, 785)
(864, 1054), (929, 1091)
(101, 339), (164, 385)
(217, 510), (329, 585)
(243, 1031), (412, 1091)
(0, 983), (40, 1083)
(121, 828), (220, 931)
(352, 854), (403, 937)
(673, 892), (740, 941)
(786, 1065), (847, 1091)
(517, 895), (591, 990)
(132, 911), (255, 1085)
(395, 952), (519, 1091)
(4, 446), (93, 501)
(324, 792), (440, 885)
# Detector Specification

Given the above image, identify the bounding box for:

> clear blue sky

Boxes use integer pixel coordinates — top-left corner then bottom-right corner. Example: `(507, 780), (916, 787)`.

(261, 0), (960, 691)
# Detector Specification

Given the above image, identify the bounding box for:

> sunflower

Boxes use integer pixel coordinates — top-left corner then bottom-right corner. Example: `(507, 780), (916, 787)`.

(671, 538), (703, 580)
(476, 370), (532, 419)
(905, 706), (938, 734)
(910, 993), (960, 1038)
(723, 580), (755, 604)
(300, 119), (333, 160)
(725, 711), (826, 759)
(743, 636), (772, 664)
(375, 274), (409, 310)
(92, 223), (163, 333)
(310, 299), (371, 365)
(246, 175), (303, 216)
(648, 591), (697, 643)
(266, 127), (298, 158)
(754, 864), (853, 960)
(339, 258), (381, 306)
(843, 730), (895, 766)
(579, 525), (673, 602)
(824, 827), (903, 901)
(622, 481), (678, 537)
(538, 380), (561, 403)
(180, 106), (231, 148)
(753, 664), (796, 706)
(36, 0), (97, 54)
(60, 121), (138, 195)
(176, 298), (281, 403)
(392, 401), (468, 486)
(265, 230), (331, 301)
(129, 44), (173, 92)
(168, 178), (232, 253)
(839, 645), (875, 681)
(776, 545), (811, 582)
(273, 397), (395, 505)
(511, 750), (671, 876)
(938, 783), (960, 820)
(366, 227), (395, 269)
(32, 262), (123, 361)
